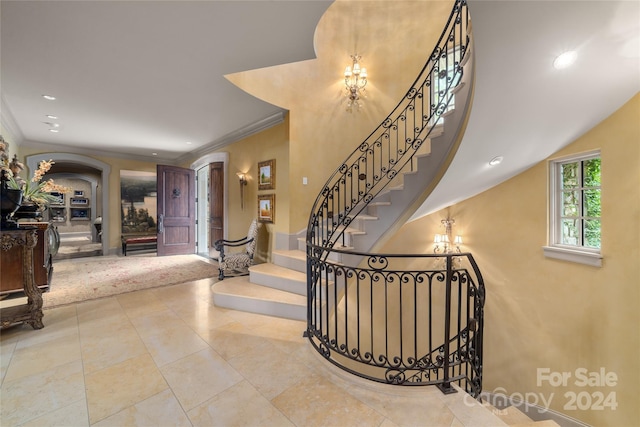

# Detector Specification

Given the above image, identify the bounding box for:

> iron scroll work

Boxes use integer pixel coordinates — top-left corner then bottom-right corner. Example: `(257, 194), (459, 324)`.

(305, 248), (485, 397)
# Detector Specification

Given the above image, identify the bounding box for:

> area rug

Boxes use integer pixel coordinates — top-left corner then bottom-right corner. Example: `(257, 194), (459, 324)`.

(43, 254), (217, 308)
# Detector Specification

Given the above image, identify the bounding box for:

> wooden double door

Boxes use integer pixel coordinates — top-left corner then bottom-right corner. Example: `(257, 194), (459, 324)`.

(156, 163), (223, 257)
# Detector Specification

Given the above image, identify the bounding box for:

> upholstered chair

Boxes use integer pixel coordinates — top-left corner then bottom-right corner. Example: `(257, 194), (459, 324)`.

(214, 219), (259, 280)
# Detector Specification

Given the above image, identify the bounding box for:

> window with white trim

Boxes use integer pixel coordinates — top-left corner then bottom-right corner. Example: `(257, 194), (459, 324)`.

(543, 151), (602, 267)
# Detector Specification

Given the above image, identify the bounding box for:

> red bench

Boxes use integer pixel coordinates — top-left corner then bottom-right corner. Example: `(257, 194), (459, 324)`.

(121, 235), (157, 256)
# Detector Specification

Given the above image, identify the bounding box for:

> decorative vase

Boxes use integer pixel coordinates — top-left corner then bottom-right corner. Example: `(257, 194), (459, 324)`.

(13, 201), (43, 221)
(1, 187), (23, 228)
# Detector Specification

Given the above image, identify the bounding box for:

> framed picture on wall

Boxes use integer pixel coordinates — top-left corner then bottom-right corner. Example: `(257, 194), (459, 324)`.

(258, 194), (275, 223)
(120, 170), (158, 234)
(258, 159), (275, 190)
(49, 192), (65, 206)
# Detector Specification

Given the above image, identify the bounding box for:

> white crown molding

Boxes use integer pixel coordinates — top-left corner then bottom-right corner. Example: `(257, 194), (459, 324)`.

(178, 111), (286, 164)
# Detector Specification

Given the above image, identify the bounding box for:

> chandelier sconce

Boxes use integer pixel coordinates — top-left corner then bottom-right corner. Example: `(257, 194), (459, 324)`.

(344, 54), (368, 111)
(237, 172), (248, 210)
(433, 217), (463, 254)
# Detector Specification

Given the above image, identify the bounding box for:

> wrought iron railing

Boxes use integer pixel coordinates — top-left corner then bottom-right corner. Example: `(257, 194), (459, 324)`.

(306, 247), (484, 396)
(305, 0), (482, 396)
(306, 0), (470, 254)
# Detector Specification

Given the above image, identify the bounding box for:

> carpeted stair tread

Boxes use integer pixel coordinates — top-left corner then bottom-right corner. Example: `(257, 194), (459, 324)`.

(213, 277), (305, 305)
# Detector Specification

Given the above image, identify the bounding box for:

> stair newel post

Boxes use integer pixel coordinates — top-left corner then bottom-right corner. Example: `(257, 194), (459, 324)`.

(437, 254), (457, 394)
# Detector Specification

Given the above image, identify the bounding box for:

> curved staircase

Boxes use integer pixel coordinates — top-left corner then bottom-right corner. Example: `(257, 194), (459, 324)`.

(212, 0), (476, 321)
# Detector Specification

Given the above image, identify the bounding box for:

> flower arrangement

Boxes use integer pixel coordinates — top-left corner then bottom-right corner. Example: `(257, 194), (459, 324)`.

(0, 136), (10, 176)
(7, 159), (72, 208)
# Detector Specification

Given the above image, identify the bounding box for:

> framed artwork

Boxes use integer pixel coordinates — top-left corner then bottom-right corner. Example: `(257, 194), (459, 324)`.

(258, 159), (275, 190)
(120, 170), (157, 234)
(70, 197), (89, 206)
(49, 192), (65, 206)
(258, 194), (275, 223)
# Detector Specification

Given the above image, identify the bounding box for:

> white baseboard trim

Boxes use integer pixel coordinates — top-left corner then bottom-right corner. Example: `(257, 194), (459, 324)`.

(481, 392), (591, 427)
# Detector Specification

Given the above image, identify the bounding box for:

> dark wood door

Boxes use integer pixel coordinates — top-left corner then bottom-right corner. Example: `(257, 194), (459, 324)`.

(209, 162), (224, 248)
(157, 164), (196, 256)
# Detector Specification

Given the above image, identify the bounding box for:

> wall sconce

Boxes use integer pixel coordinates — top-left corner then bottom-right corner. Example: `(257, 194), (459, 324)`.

(344, 54), (368, 111)
(237, 172), (248, 210)
(433, 217), (463, 253)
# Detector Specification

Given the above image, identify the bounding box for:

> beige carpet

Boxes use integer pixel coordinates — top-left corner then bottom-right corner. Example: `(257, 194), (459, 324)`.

(43, 254), (217, 308)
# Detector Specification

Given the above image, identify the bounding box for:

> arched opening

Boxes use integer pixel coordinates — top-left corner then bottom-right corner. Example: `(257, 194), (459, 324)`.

(26, 153), (111, 257)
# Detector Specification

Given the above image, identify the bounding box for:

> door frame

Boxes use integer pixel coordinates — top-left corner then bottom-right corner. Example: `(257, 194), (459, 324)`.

(191, 152), (229, 248)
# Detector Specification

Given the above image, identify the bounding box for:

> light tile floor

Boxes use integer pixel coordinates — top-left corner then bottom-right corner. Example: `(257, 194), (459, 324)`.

(0, 278), (503, 427)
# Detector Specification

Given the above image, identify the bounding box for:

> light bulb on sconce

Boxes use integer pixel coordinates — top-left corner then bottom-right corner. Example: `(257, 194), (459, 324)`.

(344, 54), (368, 112)
(237, 172), (248, 210)
(433, 216), (463, 253)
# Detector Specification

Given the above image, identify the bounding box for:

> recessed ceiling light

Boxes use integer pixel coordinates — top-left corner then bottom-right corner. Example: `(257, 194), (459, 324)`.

(553, 51), (577, 70)
(49, 128), (60, 133)
(489, 156), (503, 166)
(42, 95), (56, 101)
(46, 115), (58, 119)
(152, 152), (158, 156)
(185, 141), (193, 145)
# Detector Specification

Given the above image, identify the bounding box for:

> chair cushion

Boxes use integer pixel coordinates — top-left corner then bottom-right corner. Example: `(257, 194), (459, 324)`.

(220, 252), (252, 271)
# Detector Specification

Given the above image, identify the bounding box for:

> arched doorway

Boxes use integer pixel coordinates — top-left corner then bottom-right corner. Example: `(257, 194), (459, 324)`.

(26, 153), (111, 256)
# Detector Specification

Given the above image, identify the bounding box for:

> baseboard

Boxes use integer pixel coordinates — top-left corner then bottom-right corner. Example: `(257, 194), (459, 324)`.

(481, 392), (591, 427)
(275, 231), (301, 251)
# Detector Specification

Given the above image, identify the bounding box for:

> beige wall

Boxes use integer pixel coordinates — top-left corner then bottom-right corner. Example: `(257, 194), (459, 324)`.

(186, 117), (290, 263)
(227, 0), (455, 234)
(382, 93), (640, 426)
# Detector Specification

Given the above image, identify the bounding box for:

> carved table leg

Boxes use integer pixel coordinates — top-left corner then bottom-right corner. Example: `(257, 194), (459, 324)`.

(23, 231), (44, 329)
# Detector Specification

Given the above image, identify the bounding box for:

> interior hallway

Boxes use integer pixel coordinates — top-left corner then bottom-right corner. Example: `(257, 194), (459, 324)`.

(0, 278), (504, 427)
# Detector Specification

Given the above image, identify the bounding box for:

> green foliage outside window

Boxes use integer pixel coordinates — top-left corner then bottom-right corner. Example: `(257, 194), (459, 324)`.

(560, 157), (601, 248)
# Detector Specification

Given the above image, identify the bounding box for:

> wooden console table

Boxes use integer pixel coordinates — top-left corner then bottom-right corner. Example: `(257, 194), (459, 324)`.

(1, 221), (55, 295)
(0, 228), (44, 329)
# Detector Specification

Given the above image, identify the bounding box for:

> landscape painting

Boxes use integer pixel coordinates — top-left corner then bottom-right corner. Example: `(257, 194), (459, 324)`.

(120, 170), (157, 235)
(258, 194), (275, 223)
(258, 159), (275, 190)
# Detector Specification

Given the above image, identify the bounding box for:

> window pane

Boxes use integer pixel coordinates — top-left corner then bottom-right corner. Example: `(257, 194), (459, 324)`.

(562, 191), (580, 216)
(583, 158), (601, 187)
(584, 219), (601, 248)
(561, 162), (578, 188)
(584, 189), (601, 217)
(562, 218), (581, 246)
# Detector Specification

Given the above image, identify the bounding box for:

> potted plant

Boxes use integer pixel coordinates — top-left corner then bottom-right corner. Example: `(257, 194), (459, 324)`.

(7, 159), (71, 220)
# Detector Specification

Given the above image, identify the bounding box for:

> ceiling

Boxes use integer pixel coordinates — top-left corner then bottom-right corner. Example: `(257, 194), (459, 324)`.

(2, 0), (639, 218)
(1, 0), (332, 160)
(413, 0), (639, 218)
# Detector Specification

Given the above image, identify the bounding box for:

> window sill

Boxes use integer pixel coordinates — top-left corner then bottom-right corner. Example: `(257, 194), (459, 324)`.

(542, 246), (602, 267)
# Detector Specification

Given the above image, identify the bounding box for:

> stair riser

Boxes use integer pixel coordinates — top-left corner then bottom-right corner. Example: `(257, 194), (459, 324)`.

(273, 252), (306, 273)
(250, 270), (307, 296)
(213, 292), (306, 321)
